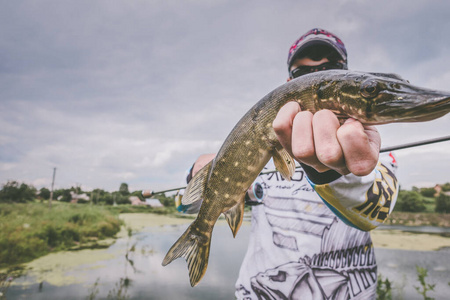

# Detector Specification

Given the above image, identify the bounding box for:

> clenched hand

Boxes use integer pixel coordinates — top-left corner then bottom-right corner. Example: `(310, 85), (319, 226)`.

(273, 101), (381, 176)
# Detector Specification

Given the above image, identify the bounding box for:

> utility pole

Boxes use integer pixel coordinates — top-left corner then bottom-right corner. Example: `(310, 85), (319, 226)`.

(49, 167), (56, 209)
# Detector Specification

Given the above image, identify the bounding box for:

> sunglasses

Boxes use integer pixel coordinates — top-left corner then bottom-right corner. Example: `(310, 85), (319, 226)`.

(290, 62), (345, 79)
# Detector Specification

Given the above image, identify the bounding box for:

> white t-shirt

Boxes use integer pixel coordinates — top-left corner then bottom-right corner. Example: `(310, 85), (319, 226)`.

(235, 153), (398, 300)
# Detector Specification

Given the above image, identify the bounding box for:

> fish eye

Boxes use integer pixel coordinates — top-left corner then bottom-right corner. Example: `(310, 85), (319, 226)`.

(360, 80), (379, 98)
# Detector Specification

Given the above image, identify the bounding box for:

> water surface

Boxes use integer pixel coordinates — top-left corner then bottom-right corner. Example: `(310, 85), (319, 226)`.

(5, 216), (450, 299)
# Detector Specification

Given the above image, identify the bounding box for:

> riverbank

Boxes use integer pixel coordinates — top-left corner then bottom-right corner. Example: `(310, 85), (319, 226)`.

(2, 212), (449, 300)
(119, 213), (450, 251)
(371, 229), (450, 251)
(118, 212), (194, 235)
(1, 207), (448, 271)
(0, 203), (122, 268)
(387, 211), (450, 227)
(5, 212), (448, 300)
(0, 213), (195, 289)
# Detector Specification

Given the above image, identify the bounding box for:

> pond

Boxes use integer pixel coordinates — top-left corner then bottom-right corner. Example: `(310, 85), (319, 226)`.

(4, 214), (450, 299)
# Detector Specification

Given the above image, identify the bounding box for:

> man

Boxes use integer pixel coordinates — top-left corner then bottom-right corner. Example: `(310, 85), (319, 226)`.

(188, 28), (398, 299)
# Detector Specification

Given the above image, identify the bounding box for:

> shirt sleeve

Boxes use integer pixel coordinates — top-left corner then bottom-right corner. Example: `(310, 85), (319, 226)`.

(177, 164), (203, 214)
(306, 152), (399, 231)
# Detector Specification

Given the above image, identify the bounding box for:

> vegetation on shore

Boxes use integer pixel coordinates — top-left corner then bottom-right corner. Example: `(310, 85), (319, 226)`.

(377, 266), (437, 300)
(394, 183), (450, 214)
(387, 211), (450, 227)
(0, 202), (122, 268)
(0, 180), (448, 300)
(0, 180), (181, 270)
(0, 180), (449, 269)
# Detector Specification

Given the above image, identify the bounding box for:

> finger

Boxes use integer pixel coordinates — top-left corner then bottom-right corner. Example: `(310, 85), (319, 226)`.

(272, 101), (301, 157)
(312, 110), (349, 174)
(337, 119), (381, 176)
(291, 111), (330, 172)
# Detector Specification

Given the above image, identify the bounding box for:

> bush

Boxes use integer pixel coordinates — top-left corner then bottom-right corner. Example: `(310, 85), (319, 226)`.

(59, 189), (72, 202)
(0, 181), (36, 203)
(98, 193), (114, 205)
(377, 274), (393, 300)
(153, 194), (175, 207)
(420, 187), (436, 198)
(435, 193), (450, 213)
(441, 182), (450, 192)
(38, 188), (51, 200)
(394, 190), (426, 212)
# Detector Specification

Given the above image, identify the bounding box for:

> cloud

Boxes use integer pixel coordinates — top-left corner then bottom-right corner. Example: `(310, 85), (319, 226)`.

(1, 0), (450, 192)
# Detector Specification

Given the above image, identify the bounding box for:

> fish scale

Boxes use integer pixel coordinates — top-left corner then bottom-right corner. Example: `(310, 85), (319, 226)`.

(162, 69), (450, 287)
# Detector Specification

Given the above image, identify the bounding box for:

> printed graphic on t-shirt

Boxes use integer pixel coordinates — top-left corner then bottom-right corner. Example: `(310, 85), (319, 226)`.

(236, 165), (377, 300)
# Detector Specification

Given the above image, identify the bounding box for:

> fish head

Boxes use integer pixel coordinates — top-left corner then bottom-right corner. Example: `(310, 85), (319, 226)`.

(314, 70), (450, 125)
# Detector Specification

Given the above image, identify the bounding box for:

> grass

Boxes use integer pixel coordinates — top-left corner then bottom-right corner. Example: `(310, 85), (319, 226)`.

(0, 202), (122, 268)
(106, 204), (177, 215)
(422, 196), (437, 213)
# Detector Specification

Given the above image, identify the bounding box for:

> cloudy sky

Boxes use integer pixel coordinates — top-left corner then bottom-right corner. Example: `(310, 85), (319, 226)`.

(1, 0), (449, 193)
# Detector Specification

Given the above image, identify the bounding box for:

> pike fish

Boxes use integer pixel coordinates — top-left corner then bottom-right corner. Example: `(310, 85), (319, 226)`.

(162, 70), (450, 286)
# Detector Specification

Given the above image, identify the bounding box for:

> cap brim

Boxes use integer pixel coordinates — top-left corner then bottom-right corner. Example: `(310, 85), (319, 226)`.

(289, 39), (347, 68)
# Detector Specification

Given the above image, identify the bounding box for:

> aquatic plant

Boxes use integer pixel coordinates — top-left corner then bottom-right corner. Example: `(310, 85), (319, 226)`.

(414, 266), (436, 300)
(377, 274), (393, 300)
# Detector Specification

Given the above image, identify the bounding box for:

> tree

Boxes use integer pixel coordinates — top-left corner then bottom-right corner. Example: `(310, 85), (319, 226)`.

(131, 190), (144, 199)
(112, 191), (130, 205)
(0, 181), (36, 203)
(419, 187), (436, 198)
(153, 194), (175, 207)
(441, 182), (450, 192)
(39, 187), (51, 200)
(98, 192), (114, 205)
(59, 189), (72, 202)
(435, 193), (450, 213)
(394, 190), (426, 212)
(119, 183), (129, 196)
(90, 188), (106, 205)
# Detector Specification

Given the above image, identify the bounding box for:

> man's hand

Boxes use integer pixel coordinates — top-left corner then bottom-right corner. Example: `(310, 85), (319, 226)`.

(272, 102), (381, 176)
(192, 153), (216, 176)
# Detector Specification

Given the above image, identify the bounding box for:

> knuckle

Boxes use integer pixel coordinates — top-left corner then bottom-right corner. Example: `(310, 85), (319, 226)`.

(349, 161), (376, 176)
(338, 124), (363, 140)
(316, 146), (342, 166)
(348, 154), (378, 176)
(272, 117), (289, 133)
(292, 144), (315, 161)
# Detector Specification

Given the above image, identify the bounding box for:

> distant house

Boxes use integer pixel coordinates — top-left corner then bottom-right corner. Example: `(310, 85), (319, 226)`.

(129, 196), (163, 208)
(434, 184), (450, 197)
(129, 196), (145, 206)
(145, 198), (164, 208)
(70, 192), (90, 204)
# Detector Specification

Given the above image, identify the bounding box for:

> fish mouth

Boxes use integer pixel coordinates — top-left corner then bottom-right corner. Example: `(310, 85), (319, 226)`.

(370, 89), (450, 124)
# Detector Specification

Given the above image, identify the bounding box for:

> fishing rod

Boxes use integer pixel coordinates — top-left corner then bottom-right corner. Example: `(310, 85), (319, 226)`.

(378, 135), (450, 152)
(144, 135), (450, 196)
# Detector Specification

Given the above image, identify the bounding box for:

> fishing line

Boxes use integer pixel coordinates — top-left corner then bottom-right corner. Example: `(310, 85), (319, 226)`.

(147, 135), (450, 196)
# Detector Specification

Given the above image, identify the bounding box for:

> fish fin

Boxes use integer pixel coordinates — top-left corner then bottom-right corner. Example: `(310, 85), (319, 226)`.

(223, 195), (245, 238)
(162, 222), (211, 287)
(182, 161), (212, 205)
(272, 147), (295, 181)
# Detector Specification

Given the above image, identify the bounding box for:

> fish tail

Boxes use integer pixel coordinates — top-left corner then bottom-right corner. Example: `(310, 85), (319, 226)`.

(162, 223), (211, 287)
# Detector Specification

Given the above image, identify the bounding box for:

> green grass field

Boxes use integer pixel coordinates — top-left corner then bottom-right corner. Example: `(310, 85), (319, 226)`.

(0, 202), (122, 268)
